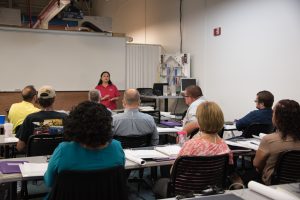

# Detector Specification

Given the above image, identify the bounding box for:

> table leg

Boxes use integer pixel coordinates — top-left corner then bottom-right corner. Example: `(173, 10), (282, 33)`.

(164, 99), (168, 112)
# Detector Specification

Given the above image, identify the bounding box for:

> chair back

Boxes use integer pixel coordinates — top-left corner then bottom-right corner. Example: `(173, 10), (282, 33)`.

(272, 150), (300, 184)
(242, 123), (274, 138)
(113, 134), (152, 148)
(26, 134), (64, 157)
(48, 166), (128, 200)
(169, 154), (229, 196)
(140, 110), (161, 124)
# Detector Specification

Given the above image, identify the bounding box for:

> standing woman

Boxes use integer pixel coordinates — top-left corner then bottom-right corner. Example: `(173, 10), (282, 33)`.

(95, 71), (120, 110)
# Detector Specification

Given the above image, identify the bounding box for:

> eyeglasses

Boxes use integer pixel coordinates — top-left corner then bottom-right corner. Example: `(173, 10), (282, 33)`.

(182, 95), (190, 98)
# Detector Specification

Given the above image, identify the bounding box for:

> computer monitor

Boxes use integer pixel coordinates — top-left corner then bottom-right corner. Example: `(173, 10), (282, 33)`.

(181, 78), (197, 92)
(153, 83), (168, 96)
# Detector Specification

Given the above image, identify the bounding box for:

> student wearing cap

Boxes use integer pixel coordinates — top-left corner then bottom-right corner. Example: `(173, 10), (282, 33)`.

(16, 85), (68, 152)
(8, 85), (40, 134)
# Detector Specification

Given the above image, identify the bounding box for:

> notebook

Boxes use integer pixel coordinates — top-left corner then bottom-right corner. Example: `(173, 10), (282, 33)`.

(0, 161), (27, 174)
(160, 120), (182, 127)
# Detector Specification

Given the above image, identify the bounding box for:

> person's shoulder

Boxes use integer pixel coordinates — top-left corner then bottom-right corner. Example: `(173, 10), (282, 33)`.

(110, 139), (123, 148)
(112, 112), (125, 119)
(26, 111), (42, 119)
(261, 133), (280, 144)
(52, 111), (68, 118)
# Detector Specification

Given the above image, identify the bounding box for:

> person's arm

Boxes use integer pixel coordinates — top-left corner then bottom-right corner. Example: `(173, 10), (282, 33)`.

(110, 96), (119, 102)
(235, 111), (255, 131)
(44, 144), (62, 187)
(151, 123), (159, 146)
(16, 140), (26, 152)
(253, 137), (269, 172)
(183, 121), (199, 137)
(110, 85), (120, 101)
(15, 117), (32, 152)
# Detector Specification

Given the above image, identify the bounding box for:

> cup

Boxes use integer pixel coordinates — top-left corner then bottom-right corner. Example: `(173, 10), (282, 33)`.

(4, 123), (13, 137)
(0, 115), (5, 124)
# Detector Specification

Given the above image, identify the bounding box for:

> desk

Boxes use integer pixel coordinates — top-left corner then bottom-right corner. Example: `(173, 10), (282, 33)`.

(0, 155), (175, 184)
(0, 135), (18, 158)
(162, 183), (300, 200)
(140, 95), (183, 112)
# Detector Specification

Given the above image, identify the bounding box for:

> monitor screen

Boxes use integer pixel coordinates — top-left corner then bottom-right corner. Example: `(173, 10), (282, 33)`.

(153, 83), (168, 96)
(181, 78), (197, 92)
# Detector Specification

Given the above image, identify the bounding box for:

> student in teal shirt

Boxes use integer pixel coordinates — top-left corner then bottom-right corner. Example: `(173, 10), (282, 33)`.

(44, 101), (125, 188)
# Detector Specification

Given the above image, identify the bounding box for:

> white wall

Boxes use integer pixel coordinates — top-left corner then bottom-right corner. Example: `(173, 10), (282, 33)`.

(94, 0), (300, 120)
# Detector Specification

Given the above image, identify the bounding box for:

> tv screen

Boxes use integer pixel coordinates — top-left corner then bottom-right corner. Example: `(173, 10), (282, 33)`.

(181, 78), (197, 92)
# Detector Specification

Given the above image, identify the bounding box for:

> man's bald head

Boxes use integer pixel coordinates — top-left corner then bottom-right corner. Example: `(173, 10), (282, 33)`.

(123, 89), (140, 107)
(22, 85), (37, 102)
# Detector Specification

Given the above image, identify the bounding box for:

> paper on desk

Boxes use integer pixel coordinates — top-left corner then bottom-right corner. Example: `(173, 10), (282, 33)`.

(174, 126), (183, 131)
(4, 137), (19, 143)
(157, 127), (179, 133)
(19, 163), (48, 177)
(155, 145), (181, 158)
(224, 124), (237, 130)
(248, 181), (299, 200)
(160, 112), (176, 119)
(139, 106), (154, 111)
(124, 150), (146, 165)
(225, 139), (260, 151)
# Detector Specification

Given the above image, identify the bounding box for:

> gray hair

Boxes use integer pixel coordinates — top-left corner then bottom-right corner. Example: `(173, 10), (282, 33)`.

(88, 89), (101, 103)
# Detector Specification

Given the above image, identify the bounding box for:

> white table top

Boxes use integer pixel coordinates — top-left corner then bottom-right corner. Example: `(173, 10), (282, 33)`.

(0, 154), (175, 184)
(0, 135), (19, 145)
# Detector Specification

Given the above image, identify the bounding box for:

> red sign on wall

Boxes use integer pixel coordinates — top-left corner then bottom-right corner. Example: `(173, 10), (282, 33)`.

(213, 27), (221, 36)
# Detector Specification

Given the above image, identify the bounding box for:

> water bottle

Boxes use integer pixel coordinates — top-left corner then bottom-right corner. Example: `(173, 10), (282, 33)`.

(177, 131), (187, 146)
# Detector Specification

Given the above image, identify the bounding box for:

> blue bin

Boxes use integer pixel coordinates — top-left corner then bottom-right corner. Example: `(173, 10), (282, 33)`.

(0, 115), (5, 124)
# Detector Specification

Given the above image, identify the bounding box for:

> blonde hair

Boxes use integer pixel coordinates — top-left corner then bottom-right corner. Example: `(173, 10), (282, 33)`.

(196, 101), (224, 134)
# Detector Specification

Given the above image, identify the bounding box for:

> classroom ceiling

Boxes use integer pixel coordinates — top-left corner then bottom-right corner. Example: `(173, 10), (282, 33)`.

(0, 0), (92, 16)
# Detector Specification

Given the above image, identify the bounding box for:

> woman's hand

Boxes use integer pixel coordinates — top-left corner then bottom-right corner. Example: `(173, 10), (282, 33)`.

(109, 97), (119, 102)
(102, 95), (110, 100)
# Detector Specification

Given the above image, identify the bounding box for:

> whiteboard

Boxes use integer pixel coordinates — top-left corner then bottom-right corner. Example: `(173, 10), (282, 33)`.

(0, 27), (126, 91)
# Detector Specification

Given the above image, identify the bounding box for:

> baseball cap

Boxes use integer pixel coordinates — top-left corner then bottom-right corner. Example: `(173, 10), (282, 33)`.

(38, 85), (56, 99)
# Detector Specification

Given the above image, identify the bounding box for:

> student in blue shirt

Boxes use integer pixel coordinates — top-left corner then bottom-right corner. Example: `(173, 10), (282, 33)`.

(44, 101), (125, 188)
(235, 90), (274, 131)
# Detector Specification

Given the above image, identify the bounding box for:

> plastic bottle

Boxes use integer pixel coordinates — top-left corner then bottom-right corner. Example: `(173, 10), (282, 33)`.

(177, 131), (187, 146)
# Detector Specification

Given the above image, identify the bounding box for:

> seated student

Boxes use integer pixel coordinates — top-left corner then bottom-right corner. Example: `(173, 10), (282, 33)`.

(253, 99), (300, 185)
(44, 101), (125, 188)
(112, 88), (159, 146)
(179, 101), (231, 157)
(235, 90), (274, 131)
(8, 85), (40, 134)
(181, 85), (206, 137)
(88, 89), (101, 103)
(154, 101), (232, 198)
(16, 85), (68, 152)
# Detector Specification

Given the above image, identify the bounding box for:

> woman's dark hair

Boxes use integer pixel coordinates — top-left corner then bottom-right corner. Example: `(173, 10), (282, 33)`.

(273, 99), (300, 141)
(97, 71), (112, 85)
(64, 101), (113, 148)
